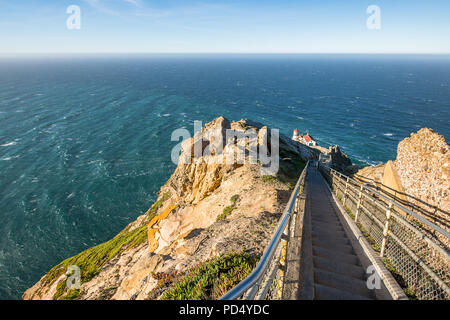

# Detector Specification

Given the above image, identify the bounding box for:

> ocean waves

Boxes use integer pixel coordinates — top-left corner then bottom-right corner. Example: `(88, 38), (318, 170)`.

(0, 55), (449, 299)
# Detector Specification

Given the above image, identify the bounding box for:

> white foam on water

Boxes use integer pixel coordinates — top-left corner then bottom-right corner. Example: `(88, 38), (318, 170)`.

(1, 155), (19, 161)
(383, 133), (393, 136)
(1, 141), (17, 147)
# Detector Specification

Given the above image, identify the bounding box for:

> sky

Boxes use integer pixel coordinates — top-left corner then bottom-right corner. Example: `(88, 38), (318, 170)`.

(0, 0), (450, 54)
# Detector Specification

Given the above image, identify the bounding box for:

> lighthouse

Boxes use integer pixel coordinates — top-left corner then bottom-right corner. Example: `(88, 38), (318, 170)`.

(292, 128), (299, 141)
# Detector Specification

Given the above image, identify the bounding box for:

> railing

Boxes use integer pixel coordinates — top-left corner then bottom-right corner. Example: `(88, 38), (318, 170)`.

(320, 165), (450, 300)
(220, 161), (309, 300)
(353, 173), (450, 237)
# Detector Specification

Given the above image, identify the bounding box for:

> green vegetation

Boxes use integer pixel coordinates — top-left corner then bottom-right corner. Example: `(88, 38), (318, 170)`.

(53, 280), (67, 300)
(148, 271), (185, 300)
(142, 191), (171, 224)
(160, 251), (259, 300)
(345, 206), (355, 219)
(382, 258), (417, 300)
(44, 191), (172, 299)
(216, 195), (242, 221)
(260, 142), (306, 189)
(61, 289), (80, 300)
(356, 222), (381, 252)
(53, 279), (80, 300)
(217, 206), (235, 221)
(262, 175), (280, 184)
(230, 194), (240, 205)
(46, 223), (148, 298)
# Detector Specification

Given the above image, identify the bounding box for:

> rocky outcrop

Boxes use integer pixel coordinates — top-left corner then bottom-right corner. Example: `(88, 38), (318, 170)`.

(354, 128), (449, 242)
(394, 128), (449, 212)
(355, 163), (386, 183)
(327, 145), (353, 173)
(356, 128), (449, 213)
(23, 117), (306, 300)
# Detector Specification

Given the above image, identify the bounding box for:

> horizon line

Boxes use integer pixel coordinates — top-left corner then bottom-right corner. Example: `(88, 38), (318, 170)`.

(1, 52), (450, 56)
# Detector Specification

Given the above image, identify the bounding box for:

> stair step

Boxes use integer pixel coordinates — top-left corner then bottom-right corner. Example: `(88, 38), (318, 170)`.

(311, 218), (342, 227)
(313, 256), (365, 279)
(312, 233), (348, 243)
(312, 214), (339, 220)
(314, 268), (375, 298)
(314, 284), (373, 300)
(312, 239), (354, 254)
(313, 246), (360, 266)
(312, 219), (344, 231)
(312, 225), (346, 235)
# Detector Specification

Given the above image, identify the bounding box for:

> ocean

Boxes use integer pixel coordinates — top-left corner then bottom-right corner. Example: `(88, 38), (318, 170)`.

(0, 54), (449, 299)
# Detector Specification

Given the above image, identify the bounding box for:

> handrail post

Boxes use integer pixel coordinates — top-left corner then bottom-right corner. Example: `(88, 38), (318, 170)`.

(355, 184), (364, 223)
(278, 221), (289, 298)
(343, 177), (349, 206)
(380, 202), (393, 258)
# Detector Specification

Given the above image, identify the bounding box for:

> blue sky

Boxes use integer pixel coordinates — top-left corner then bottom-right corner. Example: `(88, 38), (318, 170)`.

(1, 0), (450, 53)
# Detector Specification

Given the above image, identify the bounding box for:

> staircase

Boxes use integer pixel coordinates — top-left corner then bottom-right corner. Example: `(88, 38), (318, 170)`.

(307, 167), (376, 300)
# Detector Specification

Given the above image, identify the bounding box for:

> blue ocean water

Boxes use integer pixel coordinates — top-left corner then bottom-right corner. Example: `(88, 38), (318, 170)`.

(0, 54), (449, 299)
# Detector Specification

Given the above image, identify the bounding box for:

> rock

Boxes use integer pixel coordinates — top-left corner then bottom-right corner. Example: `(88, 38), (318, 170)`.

(23, 117), (306, 300)
(328, 145), (353, 172)
(393, 128), (449, 212)
(354, 127), (449, 246)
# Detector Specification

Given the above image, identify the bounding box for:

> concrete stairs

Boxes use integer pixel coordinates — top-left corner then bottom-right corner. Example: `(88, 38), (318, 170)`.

(308, 168), (376, 300)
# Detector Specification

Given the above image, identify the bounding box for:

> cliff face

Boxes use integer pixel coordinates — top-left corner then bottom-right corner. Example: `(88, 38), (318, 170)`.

(356, 128), (449, 213)
(394, 128), (449, 212)
(23, 117), (306, 300)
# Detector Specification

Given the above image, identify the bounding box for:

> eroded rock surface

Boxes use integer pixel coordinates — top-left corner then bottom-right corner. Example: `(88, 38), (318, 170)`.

(23, 117), (305, 300)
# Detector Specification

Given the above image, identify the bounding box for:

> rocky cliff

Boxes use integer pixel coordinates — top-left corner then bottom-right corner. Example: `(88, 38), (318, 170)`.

(355, 128), (449, 212)
(354, 128), (449, 241)
(23, 117), (306, 300)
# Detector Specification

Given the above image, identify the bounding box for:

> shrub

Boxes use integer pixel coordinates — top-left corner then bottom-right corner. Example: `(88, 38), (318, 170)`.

(160, 252), (259, 300)
(230, 195), (240, 205)
(217, 206), (235, 221)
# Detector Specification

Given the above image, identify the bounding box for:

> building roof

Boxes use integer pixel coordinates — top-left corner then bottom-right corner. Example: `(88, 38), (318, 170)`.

(303, 134), (314, 142)
(293, 128), (299, 134)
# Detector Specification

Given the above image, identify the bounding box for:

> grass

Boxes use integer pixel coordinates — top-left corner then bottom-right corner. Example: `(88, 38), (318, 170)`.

(358, 223), (381, 252)
(46, 224), (148, 299)
(142, 192), (171, 224)
(260, 142), (306, 189)
(230, 194), (240, 205)
(217, 206), (235, 221)
(216, 195), (242, 221)
(44, 191), (172, 299)
(159, 251), (259, 300)
(61, 289), (80, 300)
(345, 206), (355, 219)
(382, 258), (417, 300)
(262, 175), (281, 184)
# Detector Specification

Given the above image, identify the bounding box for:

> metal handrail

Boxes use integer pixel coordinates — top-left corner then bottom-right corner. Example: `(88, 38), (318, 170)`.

(220, 161), (309, 300)
(320, 164), (450, 299)
(324, 166), (450, 241)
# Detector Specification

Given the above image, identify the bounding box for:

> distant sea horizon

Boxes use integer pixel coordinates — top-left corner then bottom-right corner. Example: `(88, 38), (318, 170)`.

(0, 54), (449, 299)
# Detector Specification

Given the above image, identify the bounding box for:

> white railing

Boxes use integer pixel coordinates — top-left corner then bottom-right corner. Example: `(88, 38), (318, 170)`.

(320, 165), (450, 300)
